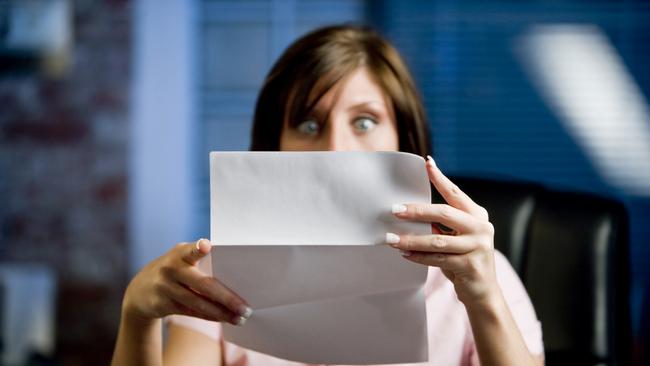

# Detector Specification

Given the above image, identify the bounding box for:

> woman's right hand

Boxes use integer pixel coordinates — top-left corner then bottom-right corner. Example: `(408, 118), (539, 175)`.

(122, 238), (252, 325)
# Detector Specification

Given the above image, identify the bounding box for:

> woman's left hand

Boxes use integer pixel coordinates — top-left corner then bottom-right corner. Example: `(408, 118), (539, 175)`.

(387, 156), (499, 308)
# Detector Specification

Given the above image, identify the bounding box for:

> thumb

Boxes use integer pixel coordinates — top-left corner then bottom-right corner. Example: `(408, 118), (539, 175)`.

(182, 238), (211, 265)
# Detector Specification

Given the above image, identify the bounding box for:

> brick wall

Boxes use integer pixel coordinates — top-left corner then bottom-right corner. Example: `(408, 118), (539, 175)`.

(0, 1), (131, 364)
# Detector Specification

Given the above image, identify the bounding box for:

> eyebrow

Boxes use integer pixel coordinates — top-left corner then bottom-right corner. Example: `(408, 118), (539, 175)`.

(311, 101), (387, 115)
(348, 101), (387, 110)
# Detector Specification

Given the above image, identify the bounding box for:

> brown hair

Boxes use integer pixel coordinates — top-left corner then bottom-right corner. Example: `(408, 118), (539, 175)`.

(250, 24), (432, 157)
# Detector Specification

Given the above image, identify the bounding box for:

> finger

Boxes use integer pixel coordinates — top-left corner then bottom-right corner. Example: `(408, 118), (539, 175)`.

(168, 299), (221, 323)
(167, 296), (219, 321)
(164, 282), (246, 325)
(425, 156), (486, 219)
(173, 266), (252, 318)
(387, 233), (476, 254)
(399, 251), (467, 272)
(181, 238), (212, 266)
(392, 203), (476, 233)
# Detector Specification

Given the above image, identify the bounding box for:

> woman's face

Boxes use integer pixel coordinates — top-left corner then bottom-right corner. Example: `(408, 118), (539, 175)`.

(279, 67), (399, 151)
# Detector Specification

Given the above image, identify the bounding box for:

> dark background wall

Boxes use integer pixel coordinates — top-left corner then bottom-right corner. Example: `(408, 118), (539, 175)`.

(0, 1), (130, 364)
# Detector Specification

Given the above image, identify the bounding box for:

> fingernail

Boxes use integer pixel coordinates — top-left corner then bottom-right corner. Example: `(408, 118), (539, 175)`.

(238, 305), (253, 318)
(426, 155), (436, 168)
(400, 250), (413, 257)
(385, 232), (400, 244)
(195, 238), (207, 251)
(234, 316), (247, 326)
(392, 204), (407, 214)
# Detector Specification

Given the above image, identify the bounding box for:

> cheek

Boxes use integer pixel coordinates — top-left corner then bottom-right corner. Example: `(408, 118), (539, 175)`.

(279, 128), (319, 151)
(367, 123), (399, 151)
(279, 129), (298, 151)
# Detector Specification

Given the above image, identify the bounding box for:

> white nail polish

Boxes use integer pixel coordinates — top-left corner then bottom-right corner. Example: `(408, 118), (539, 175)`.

(196, 238), (208, 249)
(392, 204), (407, 214)
(385, 232), (400, 244)
(195, 238), (207, 252)
(239, 305), (253, 318)
(234, 316), (247, 326)
(426, 155), (436, 168)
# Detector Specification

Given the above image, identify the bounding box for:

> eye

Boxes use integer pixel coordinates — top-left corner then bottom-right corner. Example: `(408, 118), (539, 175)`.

(352, 116), (378, 133)
(296, 119), (321, 137)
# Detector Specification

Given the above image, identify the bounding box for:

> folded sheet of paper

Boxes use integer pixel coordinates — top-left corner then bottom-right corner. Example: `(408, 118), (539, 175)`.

(205, 151), (431, 365)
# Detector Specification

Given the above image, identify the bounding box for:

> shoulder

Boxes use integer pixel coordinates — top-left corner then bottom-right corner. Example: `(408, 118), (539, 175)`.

(165, 314), (222, 340)
(493, 250), (526, 293)
(164, 315), (223, 365)
(493, 250), (545, 357)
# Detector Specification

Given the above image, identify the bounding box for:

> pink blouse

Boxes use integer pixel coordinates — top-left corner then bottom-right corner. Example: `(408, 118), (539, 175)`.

(167, 250), (543, 366)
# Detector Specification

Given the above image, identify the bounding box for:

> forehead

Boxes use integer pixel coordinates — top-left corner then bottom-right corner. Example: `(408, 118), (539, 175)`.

(315, 67), (389, 108)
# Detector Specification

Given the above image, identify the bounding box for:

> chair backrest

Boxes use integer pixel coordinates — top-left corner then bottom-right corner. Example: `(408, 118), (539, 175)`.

(450, 177), (631, 366)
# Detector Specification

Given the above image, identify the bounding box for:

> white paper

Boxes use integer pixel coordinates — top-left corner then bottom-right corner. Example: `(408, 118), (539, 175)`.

(208, 151), (431, 364)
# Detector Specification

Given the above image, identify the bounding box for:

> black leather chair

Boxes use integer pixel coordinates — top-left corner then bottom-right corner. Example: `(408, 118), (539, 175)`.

(448, 177), (631, 366)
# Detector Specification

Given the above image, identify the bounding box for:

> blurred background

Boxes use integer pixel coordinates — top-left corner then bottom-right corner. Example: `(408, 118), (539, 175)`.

(0, 0), (649, 365)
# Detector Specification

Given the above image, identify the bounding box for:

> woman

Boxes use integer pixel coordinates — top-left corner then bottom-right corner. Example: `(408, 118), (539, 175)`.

(112, 25), (544, 365)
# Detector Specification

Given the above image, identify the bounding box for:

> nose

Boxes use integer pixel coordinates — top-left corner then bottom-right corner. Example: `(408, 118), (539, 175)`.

(323, 120), (359, 151)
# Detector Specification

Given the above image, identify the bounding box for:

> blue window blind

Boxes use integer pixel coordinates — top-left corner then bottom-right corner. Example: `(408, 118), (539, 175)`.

(196, 0), (368, 236)
(378, 0), (650, 327)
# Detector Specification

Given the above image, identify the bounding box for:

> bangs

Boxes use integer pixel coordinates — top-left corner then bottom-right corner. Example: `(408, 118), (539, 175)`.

(285, 52), (363, 128)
